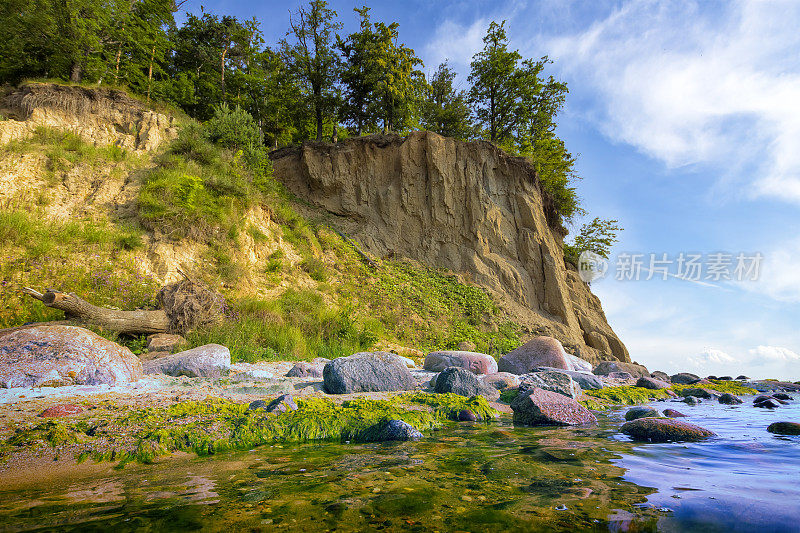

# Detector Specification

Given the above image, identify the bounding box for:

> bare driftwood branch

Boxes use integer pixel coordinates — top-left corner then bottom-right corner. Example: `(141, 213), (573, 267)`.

(333, 229), (379, 269)
(21, 287), (169, 334)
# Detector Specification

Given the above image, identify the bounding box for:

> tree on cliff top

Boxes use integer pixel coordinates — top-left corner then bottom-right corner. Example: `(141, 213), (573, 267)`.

(281, 0), (341, 141)
(420, 61), (475, 140)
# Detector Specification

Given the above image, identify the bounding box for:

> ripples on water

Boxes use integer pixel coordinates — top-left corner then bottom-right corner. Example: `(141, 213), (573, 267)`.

(0, 401), (798, 532)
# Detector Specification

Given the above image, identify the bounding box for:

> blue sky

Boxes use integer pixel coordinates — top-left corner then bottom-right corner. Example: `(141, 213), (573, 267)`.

(184, 1), (800, 379)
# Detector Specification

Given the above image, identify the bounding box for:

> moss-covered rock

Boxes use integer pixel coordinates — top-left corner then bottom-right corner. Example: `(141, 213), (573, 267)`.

(767, 422), (800, 436)
(621, 418), (714, 443)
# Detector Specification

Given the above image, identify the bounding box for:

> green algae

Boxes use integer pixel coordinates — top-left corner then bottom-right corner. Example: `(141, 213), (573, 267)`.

(583, 386), (672, 407)
(671, 380), (756, 396)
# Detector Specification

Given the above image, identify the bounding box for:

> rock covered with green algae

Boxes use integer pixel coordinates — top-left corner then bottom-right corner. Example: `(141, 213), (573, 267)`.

(624, 406), (662, 421)
(621, 417), (714, 442)
(2, 393), (499, 467)
(767, 422), (800, 435)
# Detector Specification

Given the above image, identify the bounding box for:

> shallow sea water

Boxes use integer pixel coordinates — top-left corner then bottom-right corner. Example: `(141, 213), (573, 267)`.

(0, 399), (798, 532)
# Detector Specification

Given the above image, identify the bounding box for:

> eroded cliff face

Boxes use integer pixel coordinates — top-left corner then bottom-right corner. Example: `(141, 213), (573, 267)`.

(0, 83), (177, 152)
(272, 131), (629, 364)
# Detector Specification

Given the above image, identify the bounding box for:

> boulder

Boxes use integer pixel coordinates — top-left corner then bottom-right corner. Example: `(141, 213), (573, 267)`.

(670, 373), (701, 384)
(682, 396), (700, 405)
(593, 361), (649, 379)
(143, 344), (230, 378)
(718, 376), (732, 381)
(773, 392), (793, 401)
(457, 341), (477, 351)
(511, 387), (597, 426)
(519, 371), (582, 399)
(662, 409), (687, 418)
(481, 372), (521, 390)
(457, 409), (480, 422)
(767, 422), (800, 436)
(624, 406), (662, 421)
(566, 354), (593, 373)
(286, 361), (325, 378)
(363, 419), (423, 442)
(323, 352), (416, 394)
(650, 371), (671, 383)
(498, 337), (573, 374)
(434, 367), (499, 399)
(607, 372), (634, 380)
(146, 333), (184, 353)
(754, 395), (781, 408)
(0, 325), (142, 387)
(621, 418), (714, 442)
(536, 368), (604, 390)
(736, 375), (750, 381)
(718, 393), (743, 405)
(424, 351), (498, 374)
(678, 387), (717, 399)
(636, 376), (671, 390)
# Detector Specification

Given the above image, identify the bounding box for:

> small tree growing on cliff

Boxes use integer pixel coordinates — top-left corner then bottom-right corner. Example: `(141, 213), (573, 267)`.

(563, 218), (622, 267)
(420, 61), (475, 140)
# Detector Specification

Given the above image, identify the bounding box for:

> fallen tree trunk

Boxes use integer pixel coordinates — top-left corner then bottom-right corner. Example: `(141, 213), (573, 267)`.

(21, 288), (169, 334)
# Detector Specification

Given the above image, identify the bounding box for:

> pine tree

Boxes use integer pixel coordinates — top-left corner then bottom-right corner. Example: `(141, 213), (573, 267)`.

(421, 61), (475, 140)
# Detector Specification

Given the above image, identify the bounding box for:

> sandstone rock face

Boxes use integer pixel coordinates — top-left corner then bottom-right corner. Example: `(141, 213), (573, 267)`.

(499, 336), (573, 374)
(271, 133), (629, 365)
(424, 351), (498, 374)
(323, 352), (416, 394)
(593, 361), (650, 379)
(143, 344), (230, 378)
(0, 83), (177, 152)
(511, 387), (597, 426)
(0, 325), (143, 387)
(621, 418), (714, 442)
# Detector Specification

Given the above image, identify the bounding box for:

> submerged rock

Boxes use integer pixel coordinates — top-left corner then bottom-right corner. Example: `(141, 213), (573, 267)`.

(457, 409), (480, 422)
(682, 396), (701, 406)
(323, 352), (416, 394)
(519, 371), (582, 399)
(624, 406), (662, 421)
(143, 344), (230, 378)
(286, 361), (325, 378)
(363, 419), (423, 442)
(593, 361), (650, 379)
(621, 418), (714, 442)
(662, 409), (687, 418)
(718, 393), (743, 405)
(670, 373), (701, 384)
(636, 376), (671, 390)
(481, 372), (521, 390)
(424, 351), (498, 374)
(498, 337), (573, 374)
(434, 367), (499, 399)
(767, 422), (800, 436)
(754, 395), (781, 408)
(773, 393), (793, 401)
(0, 325), (142, 387)
(511, 387), (597, 426)
(678, 387), (717, 399)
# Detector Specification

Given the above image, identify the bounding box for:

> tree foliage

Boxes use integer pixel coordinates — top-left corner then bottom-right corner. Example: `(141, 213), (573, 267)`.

(563, 218), (623, 267)
(420, 62), (475, 140)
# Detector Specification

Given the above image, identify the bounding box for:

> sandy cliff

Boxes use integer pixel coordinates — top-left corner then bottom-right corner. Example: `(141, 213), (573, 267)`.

(272, 132), (629, 364)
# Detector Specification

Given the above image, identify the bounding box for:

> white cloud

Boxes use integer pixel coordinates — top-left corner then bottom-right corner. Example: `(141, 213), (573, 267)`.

(749, 345), (800, 361)
(737, 237), (800, 302)
(545, 0), (800, 204)
(423, 18), (488, 73)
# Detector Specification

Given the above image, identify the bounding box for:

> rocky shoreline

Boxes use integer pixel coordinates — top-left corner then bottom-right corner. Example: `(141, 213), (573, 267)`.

(1, 325), (799, 479)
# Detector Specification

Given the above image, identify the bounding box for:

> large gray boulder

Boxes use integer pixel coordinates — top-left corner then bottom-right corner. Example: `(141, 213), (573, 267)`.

(361, 419), (423, 442)
(434, 367), (499, 399)
(593, 361), (650, 379)
(323, 352), (416, 394)
(670, 372), (701, 384)
(498, 336), (573, 374)
(533, 367), (604, 390)
(0, 325), (143, 388)
(511, 387), (597, 426)
(143, 343), (230, 378)
(566, 354), (593, 373)
(424, 351), (498, 374)
(519, 371), (582, 399)
(636, 376), (671, 390)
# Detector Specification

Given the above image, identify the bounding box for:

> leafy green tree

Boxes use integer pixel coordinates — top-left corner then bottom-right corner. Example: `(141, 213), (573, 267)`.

(467, 21), (520, 144)
(420, 61), (475, 140)
(563, 218), (622, 267)
(337, 6), (379, 136)
(281, 0), (341, 140)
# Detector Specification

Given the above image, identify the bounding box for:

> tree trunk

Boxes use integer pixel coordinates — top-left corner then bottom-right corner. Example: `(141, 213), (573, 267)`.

(22, 288), (169, 334)
(146, 45), (156, 103)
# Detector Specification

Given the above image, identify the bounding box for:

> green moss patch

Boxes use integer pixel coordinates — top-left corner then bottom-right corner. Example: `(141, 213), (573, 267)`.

(671, 380), (756, 396)
(583, 386), (673, 407)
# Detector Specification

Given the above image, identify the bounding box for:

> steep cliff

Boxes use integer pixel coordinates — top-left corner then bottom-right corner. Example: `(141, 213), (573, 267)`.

(272, 132), (629, 364)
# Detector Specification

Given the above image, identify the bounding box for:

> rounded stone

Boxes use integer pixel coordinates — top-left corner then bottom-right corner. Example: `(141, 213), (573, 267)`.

(621, 418), (714, 442)
(0, 325), (143, 388)
(424, 351), (498, 374)
(625, 406), (662, 421)
(434, 367), (499, 399)
(636, 376), (671, 390)
(593, 361), (650, 379)
(767, 422), (800, 436)
(481, 372), (521, 390)
(511, 387), (597, 426)
(670, 373), (701, 385)
(498, 337), (573, 374)
(718, 393), (743, 405)
(662, 409), (687, 418)
(323, 352), (416, 394)
(143, 344), (231, 378)
(286, 361), (325, 378)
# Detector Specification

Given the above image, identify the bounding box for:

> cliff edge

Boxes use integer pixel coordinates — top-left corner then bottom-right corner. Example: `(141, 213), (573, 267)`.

(272, 131), (629, 364)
